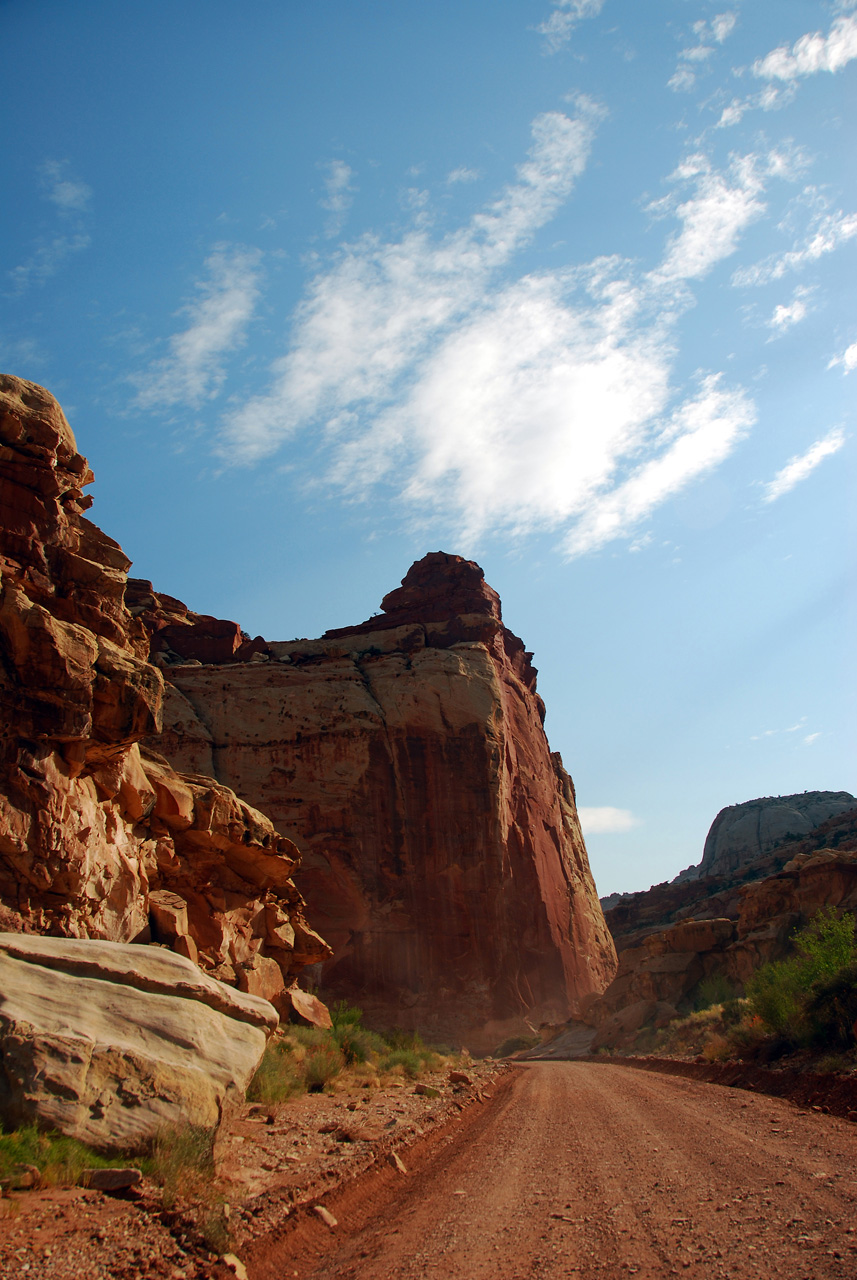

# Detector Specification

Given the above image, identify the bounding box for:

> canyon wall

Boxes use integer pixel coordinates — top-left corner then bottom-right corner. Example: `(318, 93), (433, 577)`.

(0, 375), (329, 1019)
(141, 553), (617, 1047)
(589, 799), (857, 1036)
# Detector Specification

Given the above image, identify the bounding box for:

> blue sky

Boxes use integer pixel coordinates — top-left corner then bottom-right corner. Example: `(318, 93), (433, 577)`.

(2, 0), (854, 896)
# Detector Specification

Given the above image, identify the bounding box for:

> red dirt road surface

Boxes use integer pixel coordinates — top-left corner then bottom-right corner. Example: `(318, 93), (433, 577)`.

(251, 1061), (857, 1280)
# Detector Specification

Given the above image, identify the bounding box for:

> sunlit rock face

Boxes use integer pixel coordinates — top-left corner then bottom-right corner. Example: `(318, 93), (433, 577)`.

(0, 375), (330, 1015)
(145, 551), (617, 1049)
(699, 792), (856, 879)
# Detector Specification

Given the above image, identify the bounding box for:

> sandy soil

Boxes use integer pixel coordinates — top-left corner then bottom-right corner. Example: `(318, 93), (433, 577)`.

(250, 1061), (857, 1280)
(3, 1061), (856, 1280)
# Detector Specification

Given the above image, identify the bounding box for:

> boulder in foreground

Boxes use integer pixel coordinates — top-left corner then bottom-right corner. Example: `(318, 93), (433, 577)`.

(0, 933), (277, 1151)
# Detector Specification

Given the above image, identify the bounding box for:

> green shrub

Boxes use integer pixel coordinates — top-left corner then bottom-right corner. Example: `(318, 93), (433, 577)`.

(745, 908), (857, 1047)
(247, 1039), (305, 1103)
(335, 1024), (386, 1065)
(302, 1042), (343, 1091)
(805, 962), (857, 1048)
(693, 974), (735, 1011)
(142, 1125), (215, 1208)
(0, 1125), (113, 1187)
(495, 1035), (539, 1057)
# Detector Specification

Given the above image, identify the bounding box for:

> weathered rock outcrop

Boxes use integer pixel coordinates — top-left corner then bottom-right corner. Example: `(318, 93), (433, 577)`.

(699, 791), (855, 880)
(589, 803), (857, 1029)
(140, 552), (617, 1048)
(0, 933), (276, 1150)
(0, 375), (329, 1016)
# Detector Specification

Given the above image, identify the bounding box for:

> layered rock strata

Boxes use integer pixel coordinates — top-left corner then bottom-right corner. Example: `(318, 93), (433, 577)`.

(0, 933), (277, 1149)
(141, 552), (617, 1048)
(0, 375), (329, 1017)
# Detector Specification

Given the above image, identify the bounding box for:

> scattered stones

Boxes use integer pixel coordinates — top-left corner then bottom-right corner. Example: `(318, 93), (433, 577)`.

(388, 1152), (408, 1175)
(313, 1205), (338, 1228)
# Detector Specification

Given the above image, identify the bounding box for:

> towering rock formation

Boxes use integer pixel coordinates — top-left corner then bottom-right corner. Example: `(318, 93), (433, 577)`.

(140, 552), (617, 1047)
(0, 375), (329, 1017)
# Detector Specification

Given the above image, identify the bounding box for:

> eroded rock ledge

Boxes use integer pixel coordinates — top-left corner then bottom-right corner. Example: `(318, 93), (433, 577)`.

(0, 374), (330, 1018)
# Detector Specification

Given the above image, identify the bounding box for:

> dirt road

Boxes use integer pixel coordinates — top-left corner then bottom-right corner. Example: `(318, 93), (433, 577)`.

(253, 1061), (857, 1280)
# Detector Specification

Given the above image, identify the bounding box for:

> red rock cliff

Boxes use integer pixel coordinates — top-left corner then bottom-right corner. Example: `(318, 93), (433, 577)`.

(145, 552), (617, 1048)
(0, 375), (330, 1018)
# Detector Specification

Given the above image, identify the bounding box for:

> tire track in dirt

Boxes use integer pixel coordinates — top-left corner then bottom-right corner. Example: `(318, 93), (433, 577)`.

(247, 1062), (857, 1280)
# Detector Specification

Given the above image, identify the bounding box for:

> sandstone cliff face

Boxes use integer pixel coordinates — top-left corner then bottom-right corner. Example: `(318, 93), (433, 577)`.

(143, 553), (617, 1048)
(0, 375), (329, 1016)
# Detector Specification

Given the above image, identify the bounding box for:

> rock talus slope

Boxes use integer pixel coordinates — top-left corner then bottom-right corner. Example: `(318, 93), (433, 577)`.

(0, 374), (329, 1017)
(146, 553), (617, 1047)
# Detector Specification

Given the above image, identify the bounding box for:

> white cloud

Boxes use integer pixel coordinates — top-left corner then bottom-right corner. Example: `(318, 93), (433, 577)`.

(762, 426), (846, 502)
(536, 0), (605, 53)
(218, 129), (769, 558)
(221, 104), (604, 463)
(766, 285), (813, 335)
(733, 205), (857, 286)
(41, 159), (92, 212)
(804, 732), (822, 746)
(650, 153), (767, 283)
(711, 12), (737, 43)
(320, 160), (354, 238)
(752, 14), (857, 81)
(669, 12), (736, 91)
(134, 245), (263, 409)
(717, 14), (856, 126)
(447, 166), (481, 185)
(828, 341), (857, 372)
(7, 160), (92, 293)
(578, 806), (640, 834)
(562, 376), (755, 557)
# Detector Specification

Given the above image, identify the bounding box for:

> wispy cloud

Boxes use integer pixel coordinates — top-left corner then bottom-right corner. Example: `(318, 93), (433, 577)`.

(762, 426), (846, 502)
(562, 376), (755, 557)
(669, 12), (737, 91)
(319, 159), (354, 238)
(7, 160), (92, 293)
(578, 806), (640, 834)
(536, 0), (605, 54)
(766, 285), (813, 336)
(828, 340), (857, 373)
(752, 14), (857, 81)
(719, 14), (857, 125)
(133, 245), (263, 409)
(447, 166), (481, 185)
(42, 159), (92, 212)
(221, 103), (604, 463)
(649, 153), (767, 283)
(217, 127), (779, 558)
(732, 203), (857, 286)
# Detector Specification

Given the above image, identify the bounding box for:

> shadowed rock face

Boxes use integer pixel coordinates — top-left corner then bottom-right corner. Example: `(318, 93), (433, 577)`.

(143, 552), (617, 1048)
(0, 375), (330, 1015)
